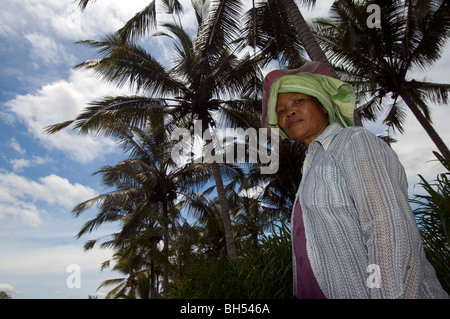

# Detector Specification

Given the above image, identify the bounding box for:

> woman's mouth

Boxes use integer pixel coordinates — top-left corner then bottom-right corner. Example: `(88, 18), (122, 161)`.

(288, 118), (303, 129)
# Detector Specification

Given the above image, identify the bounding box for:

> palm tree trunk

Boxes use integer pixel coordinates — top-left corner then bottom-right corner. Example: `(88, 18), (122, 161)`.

(211, 161), (237, 260)
(251, 206), (258, 248)
(400, 90), (450, 161)
(161, 200), (170, 294)
(149, 260), (157, 298)
(278, 0), (363, 126)
(278, 0), (337, 78)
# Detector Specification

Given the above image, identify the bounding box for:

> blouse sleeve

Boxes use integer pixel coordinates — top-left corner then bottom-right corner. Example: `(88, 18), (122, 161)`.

(342, 128), (426, 298)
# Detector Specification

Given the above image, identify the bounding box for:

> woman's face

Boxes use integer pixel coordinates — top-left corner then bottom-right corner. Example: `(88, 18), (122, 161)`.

(276, 92), (329, 146)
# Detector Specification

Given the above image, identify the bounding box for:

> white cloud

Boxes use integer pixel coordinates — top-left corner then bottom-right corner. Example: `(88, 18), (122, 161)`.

(24, 33), (77, 67)
(51, 0), (152, 40)
(10, 158), (31, 172)
(0, 171), (97, 227)
(0, 243), (112, 276)
(10, 156), (48, 172)
(0, 242), (115, 299)
(0, 283), (14, 293)
(3, 68), (128, 163)
(0, 0), (150, 41)
(0, 202), (43, 228)
(38, 174), (97, 208)
(1, 0), (197, 167)
(0, 0), (154, 91)
(9, 138), (26, 154)
(391, 104), (450, 196)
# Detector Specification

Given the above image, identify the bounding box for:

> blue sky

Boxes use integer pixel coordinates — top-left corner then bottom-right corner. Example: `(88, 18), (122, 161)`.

(0, 0), (449, 299)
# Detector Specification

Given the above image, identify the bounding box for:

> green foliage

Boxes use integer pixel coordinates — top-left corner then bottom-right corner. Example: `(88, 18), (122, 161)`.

(168, 221), (293, 299)
(411, 151), (450, 294)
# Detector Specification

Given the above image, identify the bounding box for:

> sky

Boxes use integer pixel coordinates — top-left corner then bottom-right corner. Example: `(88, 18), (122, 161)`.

(0, 0), (449, 299)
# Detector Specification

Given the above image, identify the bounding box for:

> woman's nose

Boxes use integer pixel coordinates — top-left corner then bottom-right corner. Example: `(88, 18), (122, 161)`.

(286, 110), (296, 118)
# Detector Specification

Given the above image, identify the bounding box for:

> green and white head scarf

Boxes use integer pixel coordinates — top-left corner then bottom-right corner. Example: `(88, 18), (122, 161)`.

(262, 62), (356, 140)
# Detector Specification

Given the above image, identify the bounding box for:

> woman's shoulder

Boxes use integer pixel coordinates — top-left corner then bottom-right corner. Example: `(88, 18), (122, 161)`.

(330, 125), (395, 160)
(339, 125), (387, 146)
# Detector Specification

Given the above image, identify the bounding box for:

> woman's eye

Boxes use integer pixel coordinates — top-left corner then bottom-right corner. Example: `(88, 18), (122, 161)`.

(277, 109), (284, 115)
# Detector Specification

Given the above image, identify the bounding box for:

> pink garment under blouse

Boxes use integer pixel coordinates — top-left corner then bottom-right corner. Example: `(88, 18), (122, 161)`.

(293, 199), (326, 299)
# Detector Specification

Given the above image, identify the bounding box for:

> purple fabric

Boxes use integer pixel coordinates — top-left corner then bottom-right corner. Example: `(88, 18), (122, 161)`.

(293, 199), (327, 299)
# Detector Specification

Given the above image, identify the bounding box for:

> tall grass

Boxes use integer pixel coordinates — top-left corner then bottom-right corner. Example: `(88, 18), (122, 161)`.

(411, 151), (450, 294)
(168, 221), (294, 299)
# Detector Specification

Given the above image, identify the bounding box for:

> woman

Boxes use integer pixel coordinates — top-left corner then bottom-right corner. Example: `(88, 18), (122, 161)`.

(262, 61), (448, 299)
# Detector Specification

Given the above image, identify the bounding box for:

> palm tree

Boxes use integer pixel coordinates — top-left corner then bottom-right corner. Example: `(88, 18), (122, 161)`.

(68, 122), (213, 296)
(178, 188), (229, 257)
(312, 0), (450, 159)
(47, 1), (262, 260)
(97, 247), (157, 299)
(97, 229), (171, 299)
(246, 138), (306, 220)
(229, 187), (271, 249)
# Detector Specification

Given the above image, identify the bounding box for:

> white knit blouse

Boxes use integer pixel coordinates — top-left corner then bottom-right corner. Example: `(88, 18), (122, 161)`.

(291, 123), (448, 298)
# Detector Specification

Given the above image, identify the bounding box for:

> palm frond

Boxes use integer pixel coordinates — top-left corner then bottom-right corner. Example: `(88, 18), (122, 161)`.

(76, 0), (95, 11)
(117, 1), (157, 42)
(196, 0), (243, 57)
(192, 0), (211, 26)
(76, 34), (186, 96)
(46, 96), (167, 137)
(382, 98), (407, 134)
(75, 207), (124, 238)
(242, 0), (307, 67)
(407, 0), (450, 70)
(44, 120), (75, 135)
(154, 22), (197, 82)
(407, 80), (450, 106)
(159, 0), (184, 15)
(116, 0), (184, 42)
